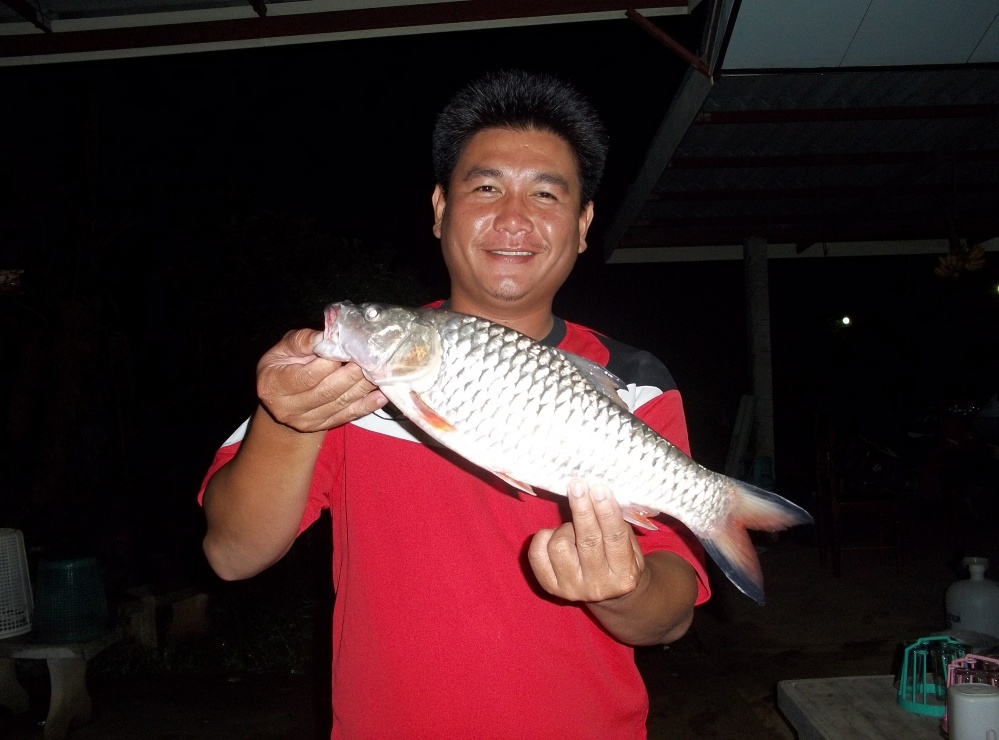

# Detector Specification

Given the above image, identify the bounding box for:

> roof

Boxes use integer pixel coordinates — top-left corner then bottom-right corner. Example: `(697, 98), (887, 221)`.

(3, 0), (997, 266)
(603, 0), (999, 262)
(0, 0), (696, 65)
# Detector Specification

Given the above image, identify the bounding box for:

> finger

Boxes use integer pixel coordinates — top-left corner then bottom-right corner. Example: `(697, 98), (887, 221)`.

(585, 482), (637, 566)
(266, 329), (325, 365)
(527, 528), (560, 594)
(313, 386), (388, 427)
(293, 366), (386, 426)
(292, 328), (326, 356)
(313, 362), (372, 401)
(565, 480), (606, 564)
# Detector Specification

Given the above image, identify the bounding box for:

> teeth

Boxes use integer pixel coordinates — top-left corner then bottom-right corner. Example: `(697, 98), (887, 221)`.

(493, 250), (532, 256)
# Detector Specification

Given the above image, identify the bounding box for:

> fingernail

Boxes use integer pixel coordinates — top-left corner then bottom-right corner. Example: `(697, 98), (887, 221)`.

(569, 482), (585, 498)
(591, 486), (607, 501)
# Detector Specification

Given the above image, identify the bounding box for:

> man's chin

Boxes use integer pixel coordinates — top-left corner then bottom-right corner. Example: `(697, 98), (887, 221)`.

(484, 284), (529, 303)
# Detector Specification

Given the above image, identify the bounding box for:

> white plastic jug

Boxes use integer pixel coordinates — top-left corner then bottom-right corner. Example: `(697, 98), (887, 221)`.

(946, 557), (999, 641)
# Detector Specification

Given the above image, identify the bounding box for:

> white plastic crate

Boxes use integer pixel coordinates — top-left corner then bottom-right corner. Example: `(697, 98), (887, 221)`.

(0, 528), (33, 639)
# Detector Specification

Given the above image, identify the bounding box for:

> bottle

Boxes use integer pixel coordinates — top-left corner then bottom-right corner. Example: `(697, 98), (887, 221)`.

(946, 557), (999, 640)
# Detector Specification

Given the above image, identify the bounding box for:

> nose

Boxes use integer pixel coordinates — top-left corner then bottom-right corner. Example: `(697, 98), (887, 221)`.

(493, 195), (533, 235)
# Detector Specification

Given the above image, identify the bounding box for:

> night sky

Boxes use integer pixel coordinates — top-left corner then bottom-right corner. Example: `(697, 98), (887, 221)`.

(1, 11), (997, 580)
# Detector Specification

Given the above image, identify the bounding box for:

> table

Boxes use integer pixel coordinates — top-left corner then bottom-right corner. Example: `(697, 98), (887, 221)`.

(777, 675), (944, 739)
(0, 627), (121, 739)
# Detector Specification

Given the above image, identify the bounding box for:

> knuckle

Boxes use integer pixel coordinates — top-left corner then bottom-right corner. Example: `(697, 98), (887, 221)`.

(601, 528), (631, 547)
(547, 534), (576, 560)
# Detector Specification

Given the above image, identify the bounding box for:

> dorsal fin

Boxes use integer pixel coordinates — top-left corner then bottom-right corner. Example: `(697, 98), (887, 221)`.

(555, 350), (629, 412)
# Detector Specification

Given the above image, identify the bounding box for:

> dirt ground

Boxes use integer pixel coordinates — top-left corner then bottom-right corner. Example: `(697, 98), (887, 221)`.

(2, 531), (994, 739)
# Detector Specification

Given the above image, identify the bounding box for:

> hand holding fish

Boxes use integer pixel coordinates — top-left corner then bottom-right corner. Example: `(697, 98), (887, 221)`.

(529, 480), (698, 645)
(258, 328), (387, 433)
(529, 480), (645, 604)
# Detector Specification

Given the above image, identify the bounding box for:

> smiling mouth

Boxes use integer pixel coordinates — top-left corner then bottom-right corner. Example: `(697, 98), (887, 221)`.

(489, 249), (535, 257)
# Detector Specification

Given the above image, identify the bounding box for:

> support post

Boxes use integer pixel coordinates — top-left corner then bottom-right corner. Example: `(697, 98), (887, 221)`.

(744, 237), (775, 477)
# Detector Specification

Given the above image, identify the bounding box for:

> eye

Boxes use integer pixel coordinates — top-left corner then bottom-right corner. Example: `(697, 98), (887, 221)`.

(364, 306), (381, 321)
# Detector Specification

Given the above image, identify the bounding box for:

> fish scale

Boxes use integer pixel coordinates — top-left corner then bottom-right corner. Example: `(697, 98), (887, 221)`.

(315, 301), (813, 604)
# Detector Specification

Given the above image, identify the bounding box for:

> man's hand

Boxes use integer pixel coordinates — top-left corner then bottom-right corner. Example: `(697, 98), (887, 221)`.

(257, 328), (388, 433)
(203, 328), (388, 581)
(527, 480), (644, 603)
(528, 479), (698, 646)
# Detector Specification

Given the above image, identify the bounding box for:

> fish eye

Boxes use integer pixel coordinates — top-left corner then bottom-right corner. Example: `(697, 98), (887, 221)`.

(364, 306), (381, 321)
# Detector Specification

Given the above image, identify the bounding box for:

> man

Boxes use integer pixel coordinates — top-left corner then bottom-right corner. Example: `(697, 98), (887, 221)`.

(200, 70), (709, 738)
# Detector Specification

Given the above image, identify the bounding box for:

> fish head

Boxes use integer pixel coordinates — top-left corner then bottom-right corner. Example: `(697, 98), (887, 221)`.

(316, 301), (442, 388)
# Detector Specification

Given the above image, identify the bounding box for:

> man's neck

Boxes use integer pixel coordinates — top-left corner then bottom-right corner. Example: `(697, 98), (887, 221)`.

(446, 297), (554, 341)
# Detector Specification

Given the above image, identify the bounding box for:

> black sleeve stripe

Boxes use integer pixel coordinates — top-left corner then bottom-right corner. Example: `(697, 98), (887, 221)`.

(595, 334), (678, 394)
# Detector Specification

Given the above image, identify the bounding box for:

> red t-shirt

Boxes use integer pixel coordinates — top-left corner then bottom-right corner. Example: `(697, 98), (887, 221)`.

(199, 314), (709, 739)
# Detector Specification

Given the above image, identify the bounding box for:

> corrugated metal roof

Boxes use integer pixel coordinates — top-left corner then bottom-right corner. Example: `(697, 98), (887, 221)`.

(0, 1), (697, 66)
(604, 4), (999, 262)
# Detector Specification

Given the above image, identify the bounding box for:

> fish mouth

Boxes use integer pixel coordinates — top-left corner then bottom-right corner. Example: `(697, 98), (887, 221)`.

(323, 303), (341, 343)
(323, 301), (356, 346)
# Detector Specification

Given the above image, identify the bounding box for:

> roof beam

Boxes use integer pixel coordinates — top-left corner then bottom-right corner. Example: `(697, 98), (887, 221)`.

(694, 104), (999, 124)
(0, 0), (51, 33)
(669, 149), (999, 169)
(0, 1), (692, 65)
(601, 66), (713, 259)
(620, 211), (999, 247)
(631, 204), (999, 229)
(625, 8), (709, 77)
(609, 238), (999, 263)
(649, 181), (999, 202)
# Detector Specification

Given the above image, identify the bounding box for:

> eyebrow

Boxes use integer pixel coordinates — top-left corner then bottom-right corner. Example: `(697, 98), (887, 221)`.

(462, 167), (572, 194)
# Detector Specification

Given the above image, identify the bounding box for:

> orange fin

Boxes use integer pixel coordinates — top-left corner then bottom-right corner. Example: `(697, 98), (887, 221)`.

(622, 506), (660, 531)
(700, 480), (814, 605)
(410, 391), (455, 432)
(494, 472), (537, 496)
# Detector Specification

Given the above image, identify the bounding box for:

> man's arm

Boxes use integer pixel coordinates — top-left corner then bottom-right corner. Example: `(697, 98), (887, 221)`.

(202, 329), (387, 581)
(527, 480), (699, 646)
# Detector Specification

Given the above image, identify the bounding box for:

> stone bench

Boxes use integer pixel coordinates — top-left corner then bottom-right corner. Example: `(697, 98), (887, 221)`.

(0, 627), (121, 739)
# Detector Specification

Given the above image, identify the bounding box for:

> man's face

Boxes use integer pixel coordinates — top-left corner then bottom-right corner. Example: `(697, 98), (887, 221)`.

(432, 127), (594, 317)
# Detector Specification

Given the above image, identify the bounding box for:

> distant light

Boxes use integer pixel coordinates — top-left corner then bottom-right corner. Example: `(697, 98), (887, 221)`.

(840, 316), (852, 326)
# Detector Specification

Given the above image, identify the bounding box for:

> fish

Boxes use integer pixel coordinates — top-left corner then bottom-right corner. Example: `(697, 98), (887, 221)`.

(314, 301), (813, 604)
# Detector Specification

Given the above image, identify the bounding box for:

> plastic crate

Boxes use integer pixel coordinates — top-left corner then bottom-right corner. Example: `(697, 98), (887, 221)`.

(897, 635), (967, 716)
(0, 528), (33, 639)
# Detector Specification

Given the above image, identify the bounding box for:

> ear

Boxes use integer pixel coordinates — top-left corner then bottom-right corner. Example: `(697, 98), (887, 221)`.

(432, 184), (446, 239)
(577, 201), (595, 254)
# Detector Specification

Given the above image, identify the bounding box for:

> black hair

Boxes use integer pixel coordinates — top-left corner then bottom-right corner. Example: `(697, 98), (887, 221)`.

(431, 69), (609, 207)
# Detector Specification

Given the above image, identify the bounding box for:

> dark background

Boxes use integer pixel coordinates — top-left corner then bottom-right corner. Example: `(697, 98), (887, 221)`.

(1, 10), (997, 594)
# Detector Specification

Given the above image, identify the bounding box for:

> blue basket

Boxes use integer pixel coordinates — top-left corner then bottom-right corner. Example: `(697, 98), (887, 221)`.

(31, 557), (110, 643)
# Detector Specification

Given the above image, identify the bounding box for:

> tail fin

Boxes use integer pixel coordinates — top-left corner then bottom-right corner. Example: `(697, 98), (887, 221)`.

(700, 480), (813, 605)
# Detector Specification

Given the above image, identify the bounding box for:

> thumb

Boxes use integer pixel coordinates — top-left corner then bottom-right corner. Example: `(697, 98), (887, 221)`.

(284, 328), (325, 358)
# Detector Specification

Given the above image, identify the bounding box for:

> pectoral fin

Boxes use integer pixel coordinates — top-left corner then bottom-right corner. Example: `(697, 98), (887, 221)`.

(410, 391), (456, 433)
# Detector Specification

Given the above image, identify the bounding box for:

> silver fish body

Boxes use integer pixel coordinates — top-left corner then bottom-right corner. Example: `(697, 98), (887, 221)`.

(315, 301), (812, 603)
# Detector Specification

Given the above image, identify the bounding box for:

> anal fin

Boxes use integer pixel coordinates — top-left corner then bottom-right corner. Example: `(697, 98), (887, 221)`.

(494, 472), (538, 496)
(622, 506), (660, 531)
